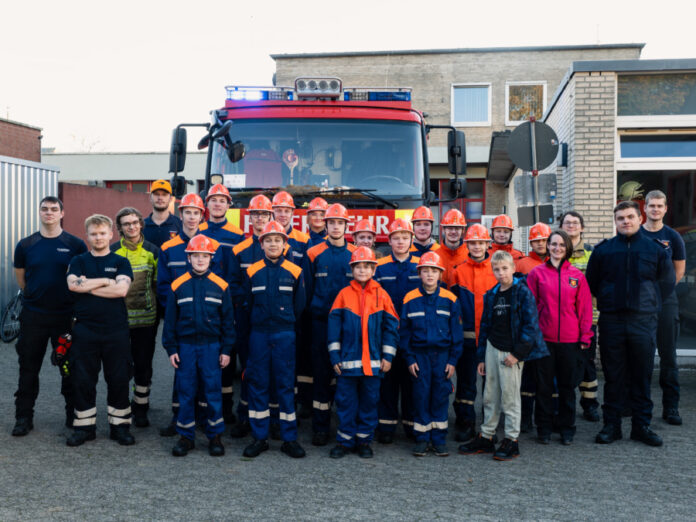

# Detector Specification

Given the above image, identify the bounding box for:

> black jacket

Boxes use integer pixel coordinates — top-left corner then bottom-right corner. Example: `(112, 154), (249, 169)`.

(585, 229), (675, 315)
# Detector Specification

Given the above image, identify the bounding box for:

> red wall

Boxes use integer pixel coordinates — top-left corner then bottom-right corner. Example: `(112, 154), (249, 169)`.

(0, 119), (41, 162)
(59, 183), (152, 242)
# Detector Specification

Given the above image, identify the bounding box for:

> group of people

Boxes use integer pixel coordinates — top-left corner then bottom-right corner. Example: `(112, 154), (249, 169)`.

(11, 179), (684, 461)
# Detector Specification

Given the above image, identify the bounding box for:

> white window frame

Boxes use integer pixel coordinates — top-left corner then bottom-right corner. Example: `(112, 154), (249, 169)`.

(451, 83), (491, 127)
(615, 128), (696, 170)
(505, 81), (547, 126)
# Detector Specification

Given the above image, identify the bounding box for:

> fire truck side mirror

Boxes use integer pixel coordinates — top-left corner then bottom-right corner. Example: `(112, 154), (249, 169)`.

(226, 140), (246, 163)
(169, 128), (187, 174)
(447, 130), (466, 176)
(170, 175), (188, 199)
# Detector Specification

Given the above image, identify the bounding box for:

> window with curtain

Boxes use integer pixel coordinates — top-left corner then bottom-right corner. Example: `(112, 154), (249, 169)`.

(451, 84), (491, 126)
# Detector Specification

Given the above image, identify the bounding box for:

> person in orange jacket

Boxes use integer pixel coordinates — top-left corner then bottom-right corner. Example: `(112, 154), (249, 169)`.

(489, 214), (524, 261)
(451, 224), (498, 442)
(515, 223), (551, 275)
(327, 246), (399, 459)
(438, 208), (469, 288)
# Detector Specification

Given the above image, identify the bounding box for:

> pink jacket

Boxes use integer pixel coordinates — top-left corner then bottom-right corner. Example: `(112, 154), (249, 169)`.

(526, 260), (594, 345)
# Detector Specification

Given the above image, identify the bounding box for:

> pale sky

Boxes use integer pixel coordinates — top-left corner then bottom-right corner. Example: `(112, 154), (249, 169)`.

(2, 0), (694, 153)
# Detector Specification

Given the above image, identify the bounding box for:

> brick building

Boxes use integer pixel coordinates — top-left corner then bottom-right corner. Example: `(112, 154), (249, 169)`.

(273, 44), (643, 224)
(0, 118), (42, 162)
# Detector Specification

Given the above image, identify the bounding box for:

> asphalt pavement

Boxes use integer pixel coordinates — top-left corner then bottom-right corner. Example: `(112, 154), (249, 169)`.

(1, 338), (695, 521)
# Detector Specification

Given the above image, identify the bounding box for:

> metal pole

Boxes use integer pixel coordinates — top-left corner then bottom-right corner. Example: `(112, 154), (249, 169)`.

(529, 118), (539, 223)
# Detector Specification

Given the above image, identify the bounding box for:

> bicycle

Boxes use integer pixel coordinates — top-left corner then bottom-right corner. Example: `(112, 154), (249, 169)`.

(1, 290), (22, 343)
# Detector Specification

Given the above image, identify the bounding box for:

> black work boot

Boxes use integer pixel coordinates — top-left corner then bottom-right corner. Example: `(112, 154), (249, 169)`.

(595, 424), (622, 444)
(454, 420), (475, 442)
(229, 420), (250, 439)
(459, 433), (496, 455)
(280, 440), (306, 458)
(630, 425), (663, 447)
(662, 408), (682, 426)
(110, 424), (136, 446)
(243, 439), (269, 458)
(208, 434), (225, 456)
(357, 443), (374, 458)
(172, 436), (195, 456)
(67, 429), (96, 447)
(329, 444), (349, 459)
(131, 402), (150, 428)
(12, 417), (33, 437)
(493, 438), (520, 461)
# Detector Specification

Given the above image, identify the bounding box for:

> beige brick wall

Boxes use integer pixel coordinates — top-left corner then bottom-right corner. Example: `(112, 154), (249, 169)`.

(274, 47), (640, 149)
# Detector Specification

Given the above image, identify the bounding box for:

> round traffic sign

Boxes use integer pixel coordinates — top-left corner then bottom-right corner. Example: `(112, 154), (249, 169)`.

(507, 121), (559, 171)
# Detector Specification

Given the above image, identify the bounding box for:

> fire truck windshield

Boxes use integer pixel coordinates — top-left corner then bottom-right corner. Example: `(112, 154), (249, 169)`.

(211, 119), (424, 199)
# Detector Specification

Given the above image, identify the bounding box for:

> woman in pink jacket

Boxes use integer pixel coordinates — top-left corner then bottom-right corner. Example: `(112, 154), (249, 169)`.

(527, 230), (593, 446)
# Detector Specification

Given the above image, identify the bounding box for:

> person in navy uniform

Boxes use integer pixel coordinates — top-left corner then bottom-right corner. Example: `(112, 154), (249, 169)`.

(586, 200), (675, 447)
(241, 221), (307, 459)
(12, 196), (87, 436)
(164, 234), (235, 457)
(400, 252), (463, 457)
(143, 179), (182, 248)
(641, 190), (686, 426)
(65, 215), (135, 447)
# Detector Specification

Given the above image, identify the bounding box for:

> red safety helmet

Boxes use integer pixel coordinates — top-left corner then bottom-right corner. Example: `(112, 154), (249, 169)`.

(411, 206), (435, 223)
(206, 183), (232, 203)
(491, 214), (514, 230)
(350, 246), (378, 265)
(325, 203), (349, 222)
(529, 222), (552, 241)
(185, 234), (218, 255)
(307, 197), (329, 213)
(178, 193), (205, 213)
(388, 218), (414, 236)
(464, 224), (492, 242)
(259, 220), (289, 241)
(248, 194), (273, 212)
(354, 218), (376, 235)
(440, 208), (467, 227)
(271, 191), (295, 209)
(417, 251), (445, 271)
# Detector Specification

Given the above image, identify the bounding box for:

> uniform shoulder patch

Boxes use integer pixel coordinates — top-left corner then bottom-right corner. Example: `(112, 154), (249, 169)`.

(198, 222), (209, 231)
(246, 259), (266, 279)
(233, 236), (253, 255)
(162, 235), (185, 251)
(439, 288), (457, 303)
(307, 242), (329, 262)
(410, 256), (420, 264)
(290, 229), (310, 243)
(171, 272), (192, 292)
(223, 221), (244, 235)
(377, 256), (392, 266)
(347, 243), (357, 253)
(207, 271), (228, 291)
(403, 288), (422, 305)
(281, 259), (302, 279)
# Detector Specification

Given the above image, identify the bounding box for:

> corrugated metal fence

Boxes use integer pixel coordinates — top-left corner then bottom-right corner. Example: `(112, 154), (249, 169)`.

(0, 155), (59, 309)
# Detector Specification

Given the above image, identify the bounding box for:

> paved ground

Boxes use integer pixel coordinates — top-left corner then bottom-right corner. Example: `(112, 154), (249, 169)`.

(2, 339), (695, 521)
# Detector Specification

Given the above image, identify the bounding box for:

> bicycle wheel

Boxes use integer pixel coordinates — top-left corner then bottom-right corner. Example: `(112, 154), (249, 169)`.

(0, 291), (22, 343)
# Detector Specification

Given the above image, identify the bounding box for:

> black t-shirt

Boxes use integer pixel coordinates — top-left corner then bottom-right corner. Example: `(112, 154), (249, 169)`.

(14, 231), (87, 314)
(67, 252), (133, 329)
(144, 213), (183, 248)
(642, 224), (686, 301)
(488, 287), (514, 352)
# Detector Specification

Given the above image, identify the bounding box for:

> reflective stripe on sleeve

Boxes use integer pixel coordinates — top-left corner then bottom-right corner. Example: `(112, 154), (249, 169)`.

(328, 342), (341, 352)
(177, 297), (193, 304)
(382, 345), (397, 356)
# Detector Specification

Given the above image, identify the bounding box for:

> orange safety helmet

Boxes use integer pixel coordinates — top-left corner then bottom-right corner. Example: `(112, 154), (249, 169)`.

(271, 191), (295, 209)
(178, 193), (205, 212)
(388, 218), (414, 236)
(491, 214), (514, 230)
(417, 251), (445, 271)
(206, 183), (232, 203)
(529, 222), (552, 241)
(325, 203), (350, 221)
(350, 246), (378, 265)
(185, 234), (218, 255)
(259, 220), (289, 241)
(440, 208), (467, 228)
(411, 206), (435, 223)
(248, 194), (273, 212)
(464, 223), (492, 242)
(307, 197), (329, 213)
(354, 218), (376, 235)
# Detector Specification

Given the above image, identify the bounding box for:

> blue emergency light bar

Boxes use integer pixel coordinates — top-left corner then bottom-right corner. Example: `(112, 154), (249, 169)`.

(225, 80), (412, 103)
